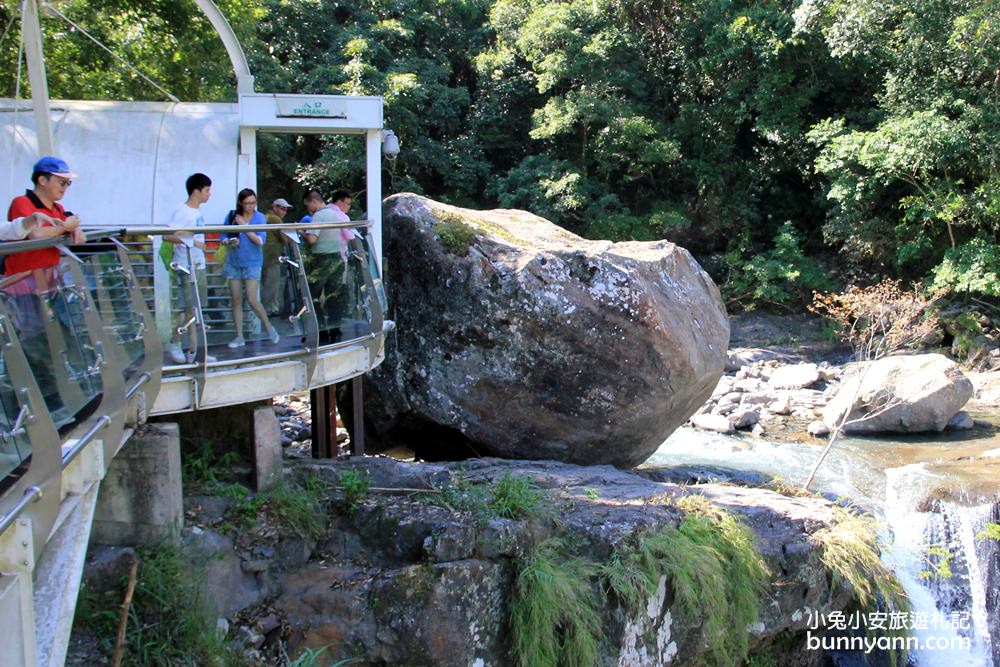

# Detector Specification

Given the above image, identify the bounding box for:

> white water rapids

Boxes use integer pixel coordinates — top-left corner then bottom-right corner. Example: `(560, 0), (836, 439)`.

(645, 424), (1000, 666)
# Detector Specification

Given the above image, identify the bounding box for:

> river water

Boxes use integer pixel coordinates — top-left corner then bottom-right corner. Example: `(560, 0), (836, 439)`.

(644, 417), (1000, 666)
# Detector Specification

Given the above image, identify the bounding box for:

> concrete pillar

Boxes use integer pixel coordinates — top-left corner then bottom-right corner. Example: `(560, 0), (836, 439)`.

(91, 423), (183, 546)
(253, 405), (282, 491)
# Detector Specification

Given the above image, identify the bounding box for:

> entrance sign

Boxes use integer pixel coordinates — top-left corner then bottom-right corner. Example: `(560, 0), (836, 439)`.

(240, 94), (383, 134)
(275, 96), (347, 119)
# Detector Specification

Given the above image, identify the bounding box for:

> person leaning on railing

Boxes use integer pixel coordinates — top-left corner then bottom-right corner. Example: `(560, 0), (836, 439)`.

(301, 189), (355, 341)
(4, 156), (86, 290)
(0, 212), (62, 242)
(2, 156), (88, 420)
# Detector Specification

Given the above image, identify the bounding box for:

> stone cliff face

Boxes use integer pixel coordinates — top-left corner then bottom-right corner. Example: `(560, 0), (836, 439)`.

(363, 194), (729, 466)
(82, 456), (907, 666)
(255, 458), (890, 666)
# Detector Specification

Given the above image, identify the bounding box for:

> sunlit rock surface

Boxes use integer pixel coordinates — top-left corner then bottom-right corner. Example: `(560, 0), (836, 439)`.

(363, 194), (728, 466)
(823, 354), (973, 433)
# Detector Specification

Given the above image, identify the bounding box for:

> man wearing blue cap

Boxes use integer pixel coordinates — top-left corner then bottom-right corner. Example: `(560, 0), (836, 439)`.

(3, 156), (87, 421)
(5, 155), (85, 286)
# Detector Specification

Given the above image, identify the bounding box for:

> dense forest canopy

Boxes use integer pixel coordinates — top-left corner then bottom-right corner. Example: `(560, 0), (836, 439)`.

(1, 0), (998, 307)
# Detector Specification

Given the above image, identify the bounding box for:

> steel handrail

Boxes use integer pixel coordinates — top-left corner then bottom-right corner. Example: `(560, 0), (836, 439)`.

(61, 415), (112, 467)
(0, 486), (43, 536)
(117, 220), (373, 236)
(0, 220), (374, 255)
(124, 371), (152, 400)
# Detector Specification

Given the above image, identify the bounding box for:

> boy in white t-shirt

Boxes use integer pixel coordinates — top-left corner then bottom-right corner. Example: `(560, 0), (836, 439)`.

(164, 173), (214, 364)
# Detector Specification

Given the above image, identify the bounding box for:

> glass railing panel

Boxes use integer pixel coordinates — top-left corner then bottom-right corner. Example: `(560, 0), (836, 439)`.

(199, 230), (306, 363)
(303, 229), (372, 345)
(356, 231), (387, 328)
(0, 295), (62, 552)
(119, 235), (157, 312)
(0, 261), (104, 434)
(160, 243), (210, 367)
(77, 246), (146, 380)
(0, 348), (32, 483)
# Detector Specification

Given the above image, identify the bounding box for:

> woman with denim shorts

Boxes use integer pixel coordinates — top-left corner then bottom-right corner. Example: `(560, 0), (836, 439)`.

(220, 188), (279, 348)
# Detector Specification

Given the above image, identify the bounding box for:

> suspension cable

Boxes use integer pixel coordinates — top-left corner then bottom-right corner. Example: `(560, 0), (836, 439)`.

(40, 1), (180, 102)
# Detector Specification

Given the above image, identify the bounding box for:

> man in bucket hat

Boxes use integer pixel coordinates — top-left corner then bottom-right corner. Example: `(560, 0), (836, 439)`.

(262, 196), (293, 315)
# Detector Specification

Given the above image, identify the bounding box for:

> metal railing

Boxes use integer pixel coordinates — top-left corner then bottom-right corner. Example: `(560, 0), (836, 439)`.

(0, 218), (389, 554)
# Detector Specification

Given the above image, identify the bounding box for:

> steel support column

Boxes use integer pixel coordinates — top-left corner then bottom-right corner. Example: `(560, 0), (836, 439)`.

(351, 376), (364, 456)
(310, 385), (339, 459)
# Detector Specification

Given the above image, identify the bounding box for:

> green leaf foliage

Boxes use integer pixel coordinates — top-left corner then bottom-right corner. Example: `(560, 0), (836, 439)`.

(5, 0), (999, 304)
(932, 236), (1000, 297)
(725, 222), (834, 308)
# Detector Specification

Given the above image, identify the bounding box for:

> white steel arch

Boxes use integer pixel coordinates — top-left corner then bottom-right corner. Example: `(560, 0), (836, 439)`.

(192, 0), (256, 95)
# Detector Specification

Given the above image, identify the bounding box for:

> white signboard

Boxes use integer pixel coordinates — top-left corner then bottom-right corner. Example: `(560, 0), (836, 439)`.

(275, 96), (348, 119)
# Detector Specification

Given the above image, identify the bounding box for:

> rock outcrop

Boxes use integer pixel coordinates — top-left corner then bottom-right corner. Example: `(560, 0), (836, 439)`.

(822, 354), (973, 433)
(77, 455), (908, 667)
(364, 194), (729, 466)
(263, 457), (892, 667)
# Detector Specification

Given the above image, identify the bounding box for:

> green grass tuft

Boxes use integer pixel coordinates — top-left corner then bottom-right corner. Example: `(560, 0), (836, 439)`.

(72, 542), (243, 666)
(602, 495), (770, 665)
(510, 537), (602, 667)
(287, 647), (362, 666)
(667, 496), (769, 663)
(182, 441), (243, 493)
(491, 472), (544, 519)
(812, 511), (909, 612)
(812, 510), (911, 666)
(337, 469), (371, 512)
(422, 471), (546, 523)
(269, 479), (328, 541)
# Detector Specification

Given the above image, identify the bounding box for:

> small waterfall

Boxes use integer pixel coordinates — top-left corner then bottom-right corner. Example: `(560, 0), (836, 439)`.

(884, 465), (998, 666)
(650, 426), (1000, 665)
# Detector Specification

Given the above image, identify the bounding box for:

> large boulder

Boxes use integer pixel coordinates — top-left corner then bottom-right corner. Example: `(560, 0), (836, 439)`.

(822, 354), (973, 433)
(364, 194), (729, 466)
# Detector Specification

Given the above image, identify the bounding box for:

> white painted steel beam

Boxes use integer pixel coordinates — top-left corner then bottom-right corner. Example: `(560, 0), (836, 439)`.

(150, 336), (386, 415)
(192, 0), (254, 94)
(20, 0), (53, 156)
(366, 128), (384, 271)
(33, 484), (100, 667)
(0, 519), (38, 667)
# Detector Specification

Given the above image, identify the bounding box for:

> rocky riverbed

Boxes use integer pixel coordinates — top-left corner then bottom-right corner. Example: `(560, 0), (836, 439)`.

(689, 313), (1000, 442)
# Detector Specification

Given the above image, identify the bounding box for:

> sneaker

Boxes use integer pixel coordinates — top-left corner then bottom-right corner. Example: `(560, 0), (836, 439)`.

(167, 344), (185, 364)
(186, 352), (218, 363)
(227, 336), (246, 349)
(268, 327), (280, 344)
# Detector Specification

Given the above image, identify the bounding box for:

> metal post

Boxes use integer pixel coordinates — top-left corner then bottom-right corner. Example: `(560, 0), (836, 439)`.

(351, 376), (364, 456)
(365, 129), (383, 272)
(310, 385), (338, 459)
